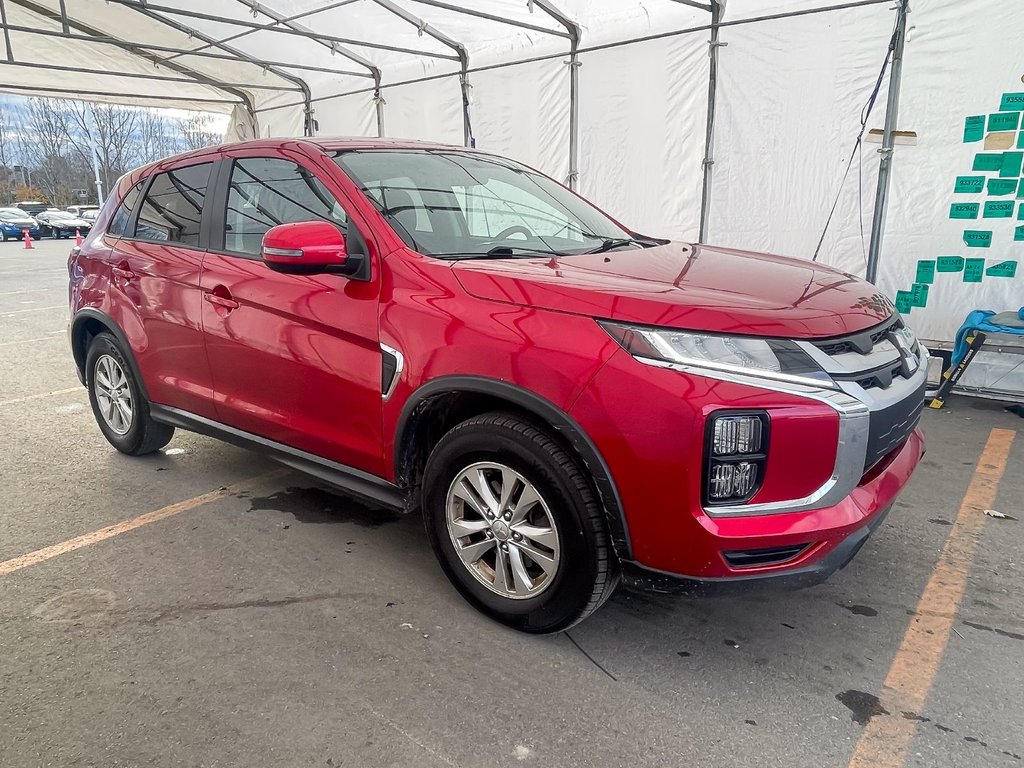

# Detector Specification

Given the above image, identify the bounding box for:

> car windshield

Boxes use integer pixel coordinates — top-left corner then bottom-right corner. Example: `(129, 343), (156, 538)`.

(48, 211), (74, 220)
(81, 209), (100, 220)
(334, 150), (650, 258)
(0, 212), (26, 221)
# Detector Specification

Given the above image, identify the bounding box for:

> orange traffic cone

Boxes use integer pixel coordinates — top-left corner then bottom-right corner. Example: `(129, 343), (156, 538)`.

(75, 229), (83, 246)
(22, 229), (34, 250)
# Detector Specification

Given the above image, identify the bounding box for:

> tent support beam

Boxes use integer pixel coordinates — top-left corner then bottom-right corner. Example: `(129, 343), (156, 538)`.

(865, 0), (909, 285)
(0, 23), (371, 78)
(405, 0), (571, 39)
(163, 0), (362, 65)
(531, 0), (580, 189)
(0, 82), (239, 105)
(0, 0), (13, 61)
(105, 0), (460, 61)
(368, 0), (473, 146)
(698, 0), (722, 243)
(668, 0), (714, 12)
(0, 60), (301, 91)
(7, 0), (257, 116)
(230, 0), (382, 136)
(107, 0), (312, 134)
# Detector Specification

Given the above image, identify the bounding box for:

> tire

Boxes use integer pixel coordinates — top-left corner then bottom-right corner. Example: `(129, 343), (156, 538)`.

(422, 413), (619, 633)
(86, 332), (174, 455)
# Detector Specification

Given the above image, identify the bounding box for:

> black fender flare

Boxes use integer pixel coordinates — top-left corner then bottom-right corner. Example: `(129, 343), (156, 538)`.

(70, 308), (150, 400)
(395, 375), (632, 560)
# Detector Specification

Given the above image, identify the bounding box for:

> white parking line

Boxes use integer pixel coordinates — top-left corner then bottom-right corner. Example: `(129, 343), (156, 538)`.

(0, 387), (81, 407)
(0, 335), (66, 348)
(1, 305), (66, 316)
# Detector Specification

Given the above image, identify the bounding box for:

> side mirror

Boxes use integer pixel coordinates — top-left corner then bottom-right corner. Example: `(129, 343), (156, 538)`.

(261, 221), (364, 277)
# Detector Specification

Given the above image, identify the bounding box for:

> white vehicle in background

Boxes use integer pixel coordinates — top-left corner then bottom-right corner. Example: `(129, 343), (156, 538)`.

(66, 205), (101, 218)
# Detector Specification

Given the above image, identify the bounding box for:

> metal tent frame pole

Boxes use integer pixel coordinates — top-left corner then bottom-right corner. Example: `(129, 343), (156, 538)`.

(698, 0), (722, 243)
(7, 0), (259, 117)
(531, 1), (580, 190)
(230, 0), (381, 137)
(865, 0), (909, 285)
(368, 0), (473, 146)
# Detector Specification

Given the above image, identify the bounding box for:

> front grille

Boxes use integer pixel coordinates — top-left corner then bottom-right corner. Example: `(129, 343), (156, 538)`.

(814, 315), (903, 357)
(864, 379), (925, 469)
(722, 544), (809, 569)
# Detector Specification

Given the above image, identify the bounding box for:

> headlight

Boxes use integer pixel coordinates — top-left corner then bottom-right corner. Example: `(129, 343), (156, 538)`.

(600, 321), (835, 388)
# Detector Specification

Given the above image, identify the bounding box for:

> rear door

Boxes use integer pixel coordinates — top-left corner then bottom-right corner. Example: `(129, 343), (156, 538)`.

(106, 161), (218, 418)
(200, 148), (385, 475)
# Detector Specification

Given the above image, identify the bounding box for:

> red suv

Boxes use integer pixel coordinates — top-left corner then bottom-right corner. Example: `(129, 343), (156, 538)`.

(69, 139), (926, 632)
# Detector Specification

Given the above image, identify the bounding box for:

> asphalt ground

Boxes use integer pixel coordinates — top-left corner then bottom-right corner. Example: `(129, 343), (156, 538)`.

(1, 237), (1022, 768)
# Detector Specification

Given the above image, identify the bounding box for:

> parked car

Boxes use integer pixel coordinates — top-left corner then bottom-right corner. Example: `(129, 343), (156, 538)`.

(69, 139), (927, 632)
(36, 210), (91, 239)
(67, 205), (101, 219)
(0, 209), (41, 241)
(16, 201), (49, 217)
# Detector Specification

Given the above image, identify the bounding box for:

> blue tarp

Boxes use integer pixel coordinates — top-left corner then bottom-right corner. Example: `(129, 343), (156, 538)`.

(951, 308), (1024, 365)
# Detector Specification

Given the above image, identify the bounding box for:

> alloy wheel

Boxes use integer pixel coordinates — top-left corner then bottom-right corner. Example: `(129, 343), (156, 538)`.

(445, 462), (561, 600)
(93, 354), (133, 435)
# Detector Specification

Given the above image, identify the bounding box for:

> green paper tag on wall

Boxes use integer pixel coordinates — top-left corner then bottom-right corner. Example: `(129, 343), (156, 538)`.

(950, 203), (979, 219)
(954, 176), (985, 193)
(1000, 93), (1024, 111)
(984, 200), (1015, 218)
(964, 258), (985, 282)
(1016, 225), (1024, 242)
(988, 178), (1017, 195)
(1018, 180), (1024, 199)
(1020, 202), (1024, 220)
(1000, 151), (1023, 178)
(964, 115), (986, 142)
(989, 112), (1021, 132)
(895, 291), (913, 314)
(1019, 131), (1024, 150)
(937, 256), (965, 272)
(986, 261), (1018, 277)
(974, 153), (1004, 171)
(963, 230), (992, 248)
(915, 260), (935, 284)
(910, 283), (929, 308)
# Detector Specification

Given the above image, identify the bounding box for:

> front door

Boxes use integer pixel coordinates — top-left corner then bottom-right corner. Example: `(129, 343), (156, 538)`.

(199, 152), (385, 476)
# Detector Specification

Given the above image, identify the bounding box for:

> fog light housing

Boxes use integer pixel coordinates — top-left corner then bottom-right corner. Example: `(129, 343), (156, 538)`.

(704, 411), (769, 506)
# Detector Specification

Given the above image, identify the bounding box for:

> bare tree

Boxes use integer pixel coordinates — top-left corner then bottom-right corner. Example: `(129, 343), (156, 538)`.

(178, 112), (222, 151)
(17, 99), (79, 205)
(135, 109), (181, 165)
(66, 102), (139, 196)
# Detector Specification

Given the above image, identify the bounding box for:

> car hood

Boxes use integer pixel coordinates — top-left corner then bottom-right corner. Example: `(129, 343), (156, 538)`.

(50, 218), (88, 226)
(451, 242), (894, 339)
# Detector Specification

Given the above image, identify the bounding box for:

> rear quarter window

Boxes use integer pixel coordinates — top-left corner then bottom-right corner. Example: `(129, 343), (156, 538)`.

(107, 181), (146, 237)
(132, 163), (213, 247)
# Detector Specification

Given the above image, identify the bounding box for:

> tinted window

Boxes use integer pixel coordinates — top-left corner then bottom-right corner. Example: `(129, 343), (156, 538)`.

(224, 157), (348, 256)
(133, 163), (213, 246)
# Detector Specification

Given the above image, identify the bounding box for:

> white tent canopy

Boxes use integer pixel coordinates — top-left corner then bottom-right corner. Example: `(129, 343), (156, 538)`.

(3, 0), (1024, 344)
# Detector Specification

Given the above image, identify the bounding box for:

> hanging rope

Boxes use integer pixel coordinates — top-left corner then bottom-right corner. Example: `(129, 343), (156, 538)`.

(811, 9), (901, 262)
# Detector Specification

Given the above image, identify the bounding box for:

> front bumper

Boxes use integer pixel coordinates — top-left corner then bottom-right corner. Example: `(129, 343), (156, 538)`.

(622, 502), (892, 595)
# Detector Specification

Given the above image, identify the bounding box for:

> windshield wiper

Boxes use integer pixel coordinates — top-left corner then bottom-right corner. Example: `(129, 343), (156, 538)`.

(585, 237), (654, 254)
(439, 246), (559, 260)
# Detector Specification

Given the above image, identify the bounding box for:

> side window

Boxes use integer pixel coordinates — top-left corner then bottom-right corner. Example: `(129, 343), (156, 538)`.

(224, 157), (348, 257)
(132, 163), (213, 246)
(107, 181), (145, 237)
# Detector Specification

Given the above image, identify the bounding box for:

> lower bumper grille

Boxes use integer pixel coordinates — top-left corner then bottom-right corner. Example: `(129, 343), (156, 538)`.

(722, 544), (809, 569)
(865, 379), (926, 470)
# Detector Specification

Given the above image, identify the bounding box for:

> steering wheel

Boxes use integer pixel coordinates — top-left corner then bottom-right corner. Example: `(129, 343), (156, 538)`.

(493, 225), (533, 240)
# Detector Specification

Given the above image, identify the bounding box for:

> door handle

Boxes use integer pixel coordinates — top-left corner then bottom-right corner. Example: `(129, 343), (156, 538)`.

(203, 291), (240, 310)
(112, 264), (136, 281)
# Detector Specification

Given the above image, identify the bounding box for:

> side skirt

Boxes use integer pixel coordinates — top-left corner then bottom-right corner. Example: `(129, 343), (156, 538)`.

(149, 405), (405, 510)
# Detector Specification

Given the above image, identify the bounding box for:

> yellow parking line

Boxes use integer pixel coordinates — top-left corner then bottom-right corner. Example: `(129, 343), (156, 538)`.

(847, 427), (1016, 768)
(0, 387), (82, 407)
(0, 470), (286, 577)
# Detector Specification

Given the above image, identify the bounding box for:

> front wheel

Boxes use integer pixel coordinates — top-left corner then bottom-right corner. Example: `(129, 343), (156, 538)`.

(86, 332), (174, 455)
(423, 413), (618, 633)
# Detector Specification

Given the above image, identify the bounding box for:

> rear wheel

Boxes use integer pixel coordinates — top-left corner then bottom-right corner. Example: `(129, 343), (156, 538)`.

(423, 413), (618, 633)
(86, 332), (174, 455)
